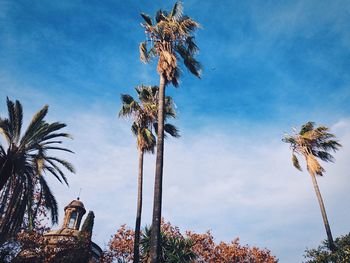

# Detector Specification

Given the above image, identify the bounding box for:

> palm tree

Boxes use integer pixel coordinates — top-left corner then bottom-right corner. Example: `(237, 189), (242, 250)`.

(0, 98), (75, 244)
(283, 121), (341, 251)
(139, 2), (201, 261)
(141, 226), (197, 263)
(119, 85), (179, 263)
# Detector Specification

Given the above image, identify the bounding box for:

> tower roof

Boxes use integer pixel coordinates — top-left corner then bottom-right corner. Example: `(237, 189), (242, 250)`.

(64, 199), (86, 213)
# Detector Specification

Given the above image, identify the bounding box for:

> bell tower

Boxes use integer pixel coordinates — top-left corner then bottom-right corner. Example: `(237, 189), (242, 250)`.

(62, 198), (86, 230)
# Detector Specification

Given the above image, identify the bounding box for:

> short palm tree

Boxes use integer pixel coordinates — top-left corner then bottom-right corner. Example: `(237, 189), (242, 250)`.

(141, 226), (197, 263)
(119, 85), (179, 263)
(283, 121), (341, 251)
(0, 98), (75, 244)
(139, 2), (201, 261)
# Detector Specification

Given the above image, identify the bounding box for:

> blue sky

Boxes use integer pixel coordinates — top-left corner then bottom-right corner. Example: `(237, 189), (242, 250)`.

(1, 0), (350, 262)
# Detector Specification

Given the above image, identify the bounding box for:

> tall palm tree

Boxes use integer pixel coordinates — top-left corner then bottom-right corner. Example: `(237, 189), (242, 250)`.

(0, 98), (75, 244)
(119, 85), (179, 263)
(139, 2), (201, 261)
(283, 121), (341, 251)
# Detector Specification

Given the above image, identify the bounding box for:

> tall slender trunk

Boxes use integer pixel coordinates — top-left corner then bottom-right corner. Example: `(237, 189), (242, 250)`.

(150, 74), (166, 263)
(134, 149), (144, 263)
(309, 171), (336, 251)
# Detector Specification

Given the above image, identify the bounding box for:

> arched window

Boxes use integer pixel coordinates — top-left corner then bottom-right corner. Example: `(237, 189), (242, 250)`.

(68, 211), (77, 228)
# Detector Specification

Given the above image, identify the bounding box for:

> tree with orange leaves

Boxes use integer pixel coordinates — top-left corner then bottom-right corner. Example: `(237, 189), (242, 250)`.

(105, 220), (278, 263)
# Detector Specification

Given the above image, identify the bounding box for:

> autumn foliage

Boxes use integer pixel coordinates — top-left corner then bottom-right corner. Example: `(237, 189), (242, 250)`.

(104, 220), (278, 263)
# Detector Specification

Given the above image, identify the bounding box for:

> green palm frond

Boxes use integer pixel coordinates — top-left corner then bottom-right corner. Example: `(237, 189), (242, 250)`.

(121, 94), (135, 104)
(164, 124), (180, 138)
(175, 44), (201, 78)
(5, 98), (23, 144)
(131, 122), (139, 137)
(313, 151), (335, 162)
(6, 97), (15, 141)
(39, 176), (58, 224)
(171, 67), (180, 87)
(141, 13), (153, 26)
(20, 105), (48, 147)
(300, 121), (315, 135)
(119, 94), (140, 117)
(13, 100), (23, 143)
(165, 96), (177, 118)
(170, 2), (183, 21)
(43, 165), (64, 184)
(44, 159), (70, 185)
(155, 9), (166, 23)
(319, 140), (341, 152)
(183, 56), (201, 78)
(185, 36), (199, 55)
(42, 132), (72, 141)
(43, 146), (74, 153)
(292, 154), (302, 171)
(46, 157), (75, 173)
(0, 118), (11, 145)
(139, 128), (156, 153)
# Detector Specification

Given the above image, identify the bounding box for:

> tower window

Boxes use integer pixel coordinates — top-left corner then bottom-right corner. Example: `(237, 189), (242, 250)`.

(68, 211), (77, 228)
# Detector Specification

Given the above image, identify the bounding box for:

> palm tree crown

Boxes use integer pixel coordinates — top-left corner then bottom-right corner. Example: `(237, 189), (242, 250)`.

(119, 85), (179, 151)
(0, 98), (75, 241)
(283, 121), (341, 176)
(139, 1), (201, 86)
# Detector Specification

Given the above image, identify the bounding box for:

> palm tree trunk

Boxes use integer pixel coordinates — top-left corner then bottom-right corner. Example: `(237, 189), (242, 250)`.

(150, 74), (166, 263)
(134, 149), (144, 263)
(309, 171), (336, 251)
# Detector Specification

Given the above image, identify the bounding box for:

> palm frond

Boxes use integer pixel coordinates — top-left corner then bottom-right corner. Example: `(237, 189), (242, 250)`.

(171, 67), (180, 87)
(131, 122), (139, 137)
(179, 16), (200, 34)
(43, 165), (63, 184)
(185, 36), (199, 55)
(6, 97), (15, 141)
(43, 146), (74, 153)
(155, 9), (166, 23)
(119, 94), (140, 117)
(170, 2), (183, 21)
(42, 132), (72, 141)
(0, 118), (11, 145)
(175, 44), (201, 78)
(319, 140), (341, 152)
(13, 100), (23, 144)
(44, 159), (69, 186)
(292, 154), (302, 171)
(164, 124), (180, 138)
(46, 157), (75, 174)
(140, 41), (149, 63)
(300, 121), (315, 135)
(39, 176), (58, 224)
(20, 105), (49, 147)
(141, 13), (153, 26)
(183, 56), (201, 78)
(120, 94), (136, 105)
(165, 96), (177, 118)
(314, 151), (335, 162)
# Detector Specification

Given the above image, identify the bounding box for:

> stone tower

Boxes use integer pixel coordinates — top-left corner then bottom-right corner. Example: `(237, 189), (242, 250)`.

(62, 198), (86, 230)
